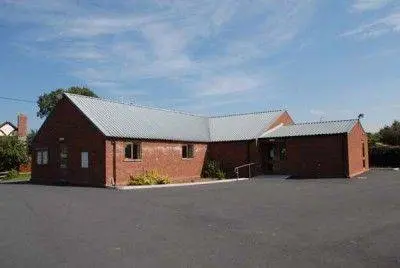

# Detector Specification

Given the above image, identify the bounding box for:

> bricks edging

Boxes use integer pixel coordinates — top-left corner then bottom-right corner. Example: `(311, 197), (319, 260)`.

(109, 178), (249, 190)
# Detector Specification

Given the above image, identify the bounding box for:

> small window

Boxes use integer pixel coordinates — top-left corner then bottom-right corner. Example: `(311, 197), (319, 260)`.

(42, 150), (48, 165)
(268, 148), (275, 160)
(280, 143), (287, 161)
(125, 142), (141, 160)
(60, 145), (68, 169)
(363, 159), (366, 168)
(37, 151), (43, 165)
(81, 152), (89, 168)
(36, 149), (49, 165)
(182, 144), (194, 159)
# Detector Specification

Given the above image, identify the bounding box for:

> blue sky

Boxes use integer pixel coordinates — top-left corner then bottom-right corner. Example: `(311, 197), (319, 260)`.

(0, 0), (399, 132)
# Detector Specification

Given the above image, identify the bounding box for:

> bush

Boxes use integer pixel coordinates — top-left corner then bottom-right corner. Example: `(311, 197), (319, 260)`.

(202, 160), (226, 179)
(369, 146), (400, 167)
(128, 170), (170, 186)
(0, 137), (28, 172)
(4, 169), (19, 180)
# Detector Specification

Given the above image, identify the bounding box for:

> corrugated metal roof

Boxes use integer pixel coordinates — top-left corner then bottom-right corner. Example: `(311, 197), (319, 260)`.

(260, 119), (358, 138)
(66, 93), (210, 142)
(209, 111), (283, 142)
(65, 93), (283, 142)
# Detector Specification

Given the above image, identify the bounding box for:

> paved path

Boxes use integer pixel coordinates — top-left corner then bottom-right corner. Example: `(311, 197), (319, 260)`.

(0, 170), (400, 267)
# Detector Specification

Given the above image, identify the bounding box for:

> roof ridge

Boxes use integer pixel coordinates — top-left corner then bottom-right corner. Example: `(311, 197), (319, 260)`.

(293, 119), (358, 126)
(64, 93), (207, 118)
(209, 109), (284, 119)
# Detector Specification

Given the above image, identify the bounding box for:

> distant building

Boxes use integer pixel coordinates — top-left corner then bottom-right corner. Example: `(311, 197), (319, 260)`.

(31, 93), (369, 186)
(0, 114), (28, 140)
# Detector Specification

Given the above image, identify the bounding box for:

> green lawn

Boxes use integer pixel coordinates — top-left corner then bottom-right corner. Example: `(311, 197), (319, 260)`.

(0, 172), (31, 183)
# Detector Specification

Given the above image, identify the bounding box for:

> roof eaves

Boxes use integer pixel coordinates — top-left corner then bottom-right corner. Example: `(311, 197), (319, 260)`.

(209, 109), (284, 119)
(64, 93), (206, 119)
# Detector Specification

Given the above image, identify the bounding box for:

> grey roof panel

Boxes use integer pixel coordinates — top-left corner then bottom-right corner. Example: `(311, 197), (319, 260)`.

(209, 111), (283, 142)
(65, 93), (283, 142)
(66, 93), (210, 142)
(260, 119), (358, 138)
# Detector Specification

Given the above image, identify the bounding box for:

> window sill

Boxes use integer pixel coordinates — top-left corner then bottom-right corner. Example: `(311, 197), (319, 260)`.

(182, 158), (194, 160)
(124, 159), (142, 162)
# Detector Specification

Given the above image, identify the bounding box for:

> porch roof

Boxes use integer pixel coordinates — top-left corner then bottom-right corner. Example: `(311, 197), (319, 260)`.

(260, 119), (358, 138)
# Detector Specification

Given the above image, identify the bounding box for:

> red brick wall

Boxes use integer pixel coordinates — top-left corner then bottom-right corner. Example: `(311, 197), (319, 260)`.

(267, 111), (294, 130)
(207, 141), (262, 178)
(31, 98), (106, 186)
(272, 135), (347, 178)
(347, 121), (369, 177)
(105, 140), (207, 186)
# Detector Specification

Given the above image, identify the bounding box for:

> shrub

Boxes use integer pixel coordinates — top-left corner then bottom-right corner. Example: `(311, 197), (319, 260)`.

(128, 170), (170, 186)
(369, 146), (400, 167)
(0, 136), (28, 172)
(202, 159), (226, 179)
(5, 169), (19, 180)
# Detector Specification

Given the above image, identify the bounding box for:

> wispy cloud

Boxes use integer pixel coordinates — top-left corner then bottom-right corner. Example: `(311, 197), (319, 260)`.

(341, 11), (400, 39)
(310, 109), (325, 117)
(196, 74), (265, 96)
(0, 0), (316, 107)
(352, 0), (395, 12)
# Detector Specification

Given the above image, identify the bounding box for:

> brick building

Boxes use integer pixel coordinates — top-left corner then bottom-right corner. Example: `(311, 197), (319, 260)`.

(0, 114), (28, 139)
(31, 93), (368, 186)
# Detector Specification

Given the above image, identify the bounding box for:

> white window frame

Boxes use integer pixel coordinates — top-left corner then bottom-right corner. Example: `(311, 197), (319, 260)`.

(81, 152), (89, 168)
(182, 144), (194, 159)
(36, 149), (49, 165)
(124, 142), (142, 161)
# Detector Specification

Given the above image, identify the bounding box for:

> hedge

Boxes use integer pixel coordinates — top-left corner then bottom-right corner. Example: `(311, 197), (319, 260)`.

(369, 146), (400, 167)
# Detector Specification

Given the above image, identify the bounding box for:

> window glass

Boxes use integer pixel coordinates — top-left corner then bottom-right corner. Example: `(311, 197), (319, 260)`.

(132, 144), (141, 159)
(182, 145), (188, 158)
(188, 144), (194, 158)
(125, 143), (132, 159)
(125, 143), (141, 160)
(182, 144), (194, 159)
(81, 152), (89, 168)
(37, 151), (42, 165)
(269, 148), (275, 160)
(42, 150), (48, 164)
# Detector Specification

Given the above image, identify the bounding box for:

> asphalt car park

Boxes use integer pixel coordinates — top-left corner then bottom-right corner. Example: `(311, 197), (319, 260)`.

(1, 169), (399, 267)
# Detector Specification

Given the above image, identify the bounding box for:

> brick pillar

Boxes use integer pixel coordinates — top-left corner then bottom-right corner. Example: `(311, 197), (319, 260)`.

(17, 114), (28, 138)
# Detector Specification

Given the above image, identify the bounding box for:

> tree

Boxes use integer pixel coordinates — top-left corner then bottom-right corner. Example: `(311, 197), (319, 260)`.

(367, 132), (381, 148)
(379, 120), (400, 146)
(37, 86), (98, 118)
(0, 136), (28, 172)
(26, 129), (37, 153)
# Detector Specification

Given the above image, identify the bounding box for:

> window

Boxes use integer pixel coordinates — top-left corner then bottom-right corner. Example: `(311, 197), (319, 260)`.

(60, 145), (68, 169)
(81, 152), (89, 168)
(36, 149), (48, 165)
(363, 159), (366, 168)
(268, 147), (275, 161)
(124, 142), (141, 160)
(279, 143), (287, 161)
(182, 144), (194, 159)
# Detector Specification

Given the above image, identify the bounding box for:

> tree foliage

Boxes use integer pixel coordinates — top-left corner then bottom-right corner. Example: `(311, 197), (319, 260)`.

(367, 132), (381, 148)
(36, 86), (98, 118)
(378, 120), (400, 146)
(27, 129), (37, 153)
(0, 136), (28, 172)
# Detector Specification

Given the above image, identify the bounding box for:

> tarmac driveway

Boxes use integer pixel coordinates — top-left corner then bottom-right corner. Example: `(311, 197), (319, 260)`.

(0, 169), (400, 267)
